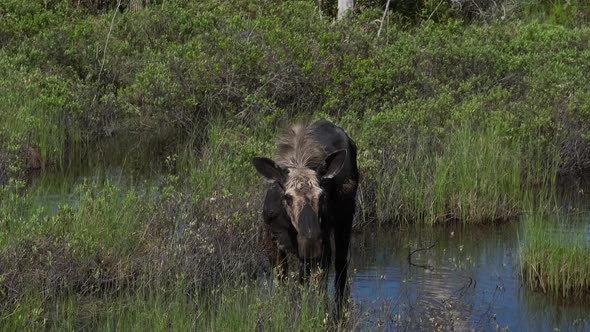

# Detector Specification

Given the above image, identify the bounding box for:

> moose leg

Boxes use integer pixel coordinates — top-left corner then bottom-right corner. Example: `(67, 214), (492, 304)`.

(262, 226), (289, 281)
(320, 222), (332, 269)
(275, 249), (288, 281)
(333, 214), (353, 312)
(299, 259), (313, 284)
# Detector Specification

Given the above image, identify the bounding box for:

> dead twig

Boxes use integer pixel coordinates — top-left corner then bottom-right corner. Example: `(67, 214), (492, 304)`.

(427, 0), (445, 22)
(407, 243), (436, 270)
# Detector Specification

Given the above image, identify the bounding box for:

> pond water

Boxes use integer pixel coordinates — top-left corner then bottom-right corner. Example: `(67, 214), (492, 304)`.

(346, 222), (590, 331)
(344, 180), (590, 331)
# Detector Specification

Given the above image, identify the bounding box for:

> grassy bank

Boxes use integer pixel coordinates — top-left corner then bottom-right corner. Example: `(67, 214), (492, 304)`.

(521, 209), (590, 299)
(1, 280), (342, 331)
(0, 177), (360, 329)
(356, 125), (529, 225)
(2, 1), (590, 178)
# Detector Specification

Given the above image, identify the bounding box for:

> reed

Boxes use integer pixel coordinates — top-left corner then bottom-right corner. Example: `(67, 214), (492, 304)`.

(370, 126), (539, 226)
(520, 210), (590, 298)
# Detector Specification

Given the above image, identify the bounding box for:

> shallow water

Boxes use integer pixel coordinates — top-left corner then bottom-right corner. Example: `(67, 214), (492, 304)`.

(28, 166), (162, 215)
(344, 222), (590, 331)
(341, 180), (590, 331)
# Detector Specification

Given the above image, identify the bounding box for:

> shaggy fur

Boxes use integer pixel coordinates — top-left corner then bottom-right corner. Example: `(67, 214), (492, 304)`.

(276, 124), (325, 169)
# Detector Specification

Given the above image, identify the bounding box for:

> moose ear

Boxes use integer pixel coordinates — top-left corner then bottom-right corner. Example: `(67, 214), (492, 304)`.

(252, 157), (286, 182)
(321, 149), (347, 180)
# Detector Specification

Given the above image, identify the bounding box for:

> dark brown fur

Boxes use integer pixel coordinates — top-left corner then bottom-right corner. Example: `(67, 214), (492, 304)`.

(253, 119), (360, 316)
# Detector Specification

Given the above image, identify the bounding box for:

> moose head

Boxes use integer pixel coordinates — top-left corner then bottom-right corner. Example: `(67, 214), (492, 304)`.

(253, 149), (347, 259)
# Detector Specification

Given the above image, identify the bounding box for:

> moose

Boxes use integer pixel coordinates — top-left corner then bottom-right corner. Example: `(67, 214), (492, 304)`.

(252, 119), (359, 308)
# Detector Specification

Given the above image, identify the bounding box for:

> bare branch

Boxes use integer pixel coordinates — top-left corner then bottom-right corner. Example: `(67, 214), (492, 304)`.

(407, 243), (436, 270)
(92, 0), (122, 107)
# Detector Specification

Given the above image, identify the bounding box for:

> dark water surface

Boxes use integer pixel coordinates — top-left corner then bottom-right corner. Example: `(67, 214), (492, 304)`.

(345, 222), (590, 331)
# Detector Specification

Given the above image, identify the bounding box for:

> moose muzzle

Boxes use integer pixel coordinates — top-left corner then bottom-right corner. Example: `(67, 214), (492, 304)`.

(296, 204), (322, 259)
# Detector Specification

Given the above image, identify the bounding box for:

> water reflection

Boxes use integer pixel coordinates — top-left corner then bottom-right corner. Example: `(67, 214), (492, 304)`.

(28, 167), (163, 216)
(347, 223), (590, 331)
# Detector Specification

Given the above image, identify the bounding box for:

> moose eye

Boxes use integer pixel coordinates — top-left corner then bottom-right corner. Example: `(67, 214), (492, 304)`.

(283, 194), (293, 206)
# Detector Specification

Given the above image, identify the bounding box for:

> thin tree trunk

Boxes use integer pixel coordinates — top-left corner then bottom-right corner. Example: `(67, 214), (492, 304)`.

(129, 0), (149, 12)
(337, 0), (353, 19)
(377, 0), (392, 37)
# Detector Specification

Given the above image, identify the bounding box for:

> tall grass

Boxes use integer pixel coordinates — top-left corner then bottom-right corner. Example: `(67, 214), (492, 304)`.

(178, 116), (277, 201)
(0, 58), (83, 170)
(0, 176), (290, 329)
(0, 280), (340, 331)
(0, 178), (147, 252)
(520, 210), (590, 298)
(202, 281), (334, 331)
(369, 126), (537, 226)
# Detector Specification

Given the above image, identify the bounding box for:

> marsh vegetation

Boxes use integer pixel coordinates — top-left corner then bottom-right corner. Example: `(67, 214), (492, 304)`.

(1, 0), (590, 330)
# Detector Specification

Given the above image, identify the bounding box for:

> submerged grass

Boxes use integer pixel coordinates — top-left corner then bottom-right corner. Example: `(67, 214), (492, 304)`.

(521, 210), (590, 298)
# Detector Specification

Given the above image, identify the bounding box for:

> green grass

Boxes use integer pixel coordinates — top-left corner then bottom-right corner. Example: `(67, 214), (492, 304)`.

(0, 54), (82, 170)
(0, 176), (306, 329)
(0, 177), (148, 253)
(182, 116), (276, 201)
(353, 124), (554, 226)
(202, 281), (334, 331)
(521, 210), (590, 298)
(0, 280), (340, 331)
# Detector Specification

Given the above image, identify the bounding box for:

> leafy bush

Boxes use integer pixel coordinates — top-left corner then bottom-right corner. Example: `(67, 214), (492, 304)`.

(2, 0), (589, 175)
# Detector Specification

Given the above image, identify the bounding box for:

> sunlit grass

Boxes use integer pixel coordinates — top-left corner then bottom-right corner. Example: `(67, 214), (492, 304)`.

(521, 210), (590, 298)
(0, 280), (341, 331)
(369, 126), (554, 226)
